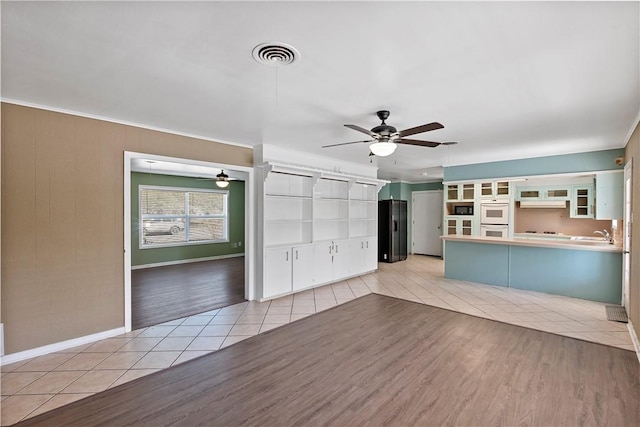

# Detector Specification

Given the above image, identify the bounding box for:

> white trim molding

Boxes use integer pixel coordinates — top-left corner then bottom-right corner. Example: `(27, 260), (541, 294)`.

(131, 252), (244, 270)
(0, 327), (125, 366)
(628, 320), (640, 364)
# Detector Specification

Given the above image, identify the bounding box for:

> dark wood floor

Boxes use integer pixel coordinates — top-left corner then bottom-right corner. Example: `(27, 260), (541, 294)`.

(131, 257), (245, 329)
(16, 294), (639, 426)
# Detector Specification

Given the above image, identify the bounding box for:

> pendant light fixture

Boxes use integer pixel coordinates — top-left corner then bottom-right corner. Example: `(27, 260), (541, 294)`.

(216, 170), (229, 188)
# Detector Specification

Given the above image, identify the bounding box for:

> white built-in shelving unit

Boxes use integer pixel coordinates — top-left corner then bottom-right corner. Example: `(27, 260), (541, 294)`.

(257, 163), (385, 300)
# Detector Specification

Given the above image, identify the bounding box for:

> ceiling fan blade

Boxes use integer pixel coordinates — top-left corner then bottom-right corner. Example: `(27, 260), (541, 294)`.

(396, 138), (442, 148)
(398, 122), (444, 138)
(322, 139), (372, 148)
(344, 124), (375, 136)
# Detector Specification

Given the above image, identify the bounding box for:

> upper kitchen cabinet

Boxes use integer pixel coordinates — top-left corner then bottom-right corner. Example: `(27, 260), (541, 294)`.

(516, 185), (571, 201)
(595, 171), (623, 219)
(446, 183), (475, 201)
(570, 184), (594, 218)
(478, 180), (510, 200)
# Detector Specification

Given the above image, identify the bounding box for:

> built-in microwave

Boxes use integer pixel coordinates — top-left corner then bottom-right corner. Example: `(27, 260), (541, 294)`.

(454, 205), (474, 215)
(480, 202), (509, 225)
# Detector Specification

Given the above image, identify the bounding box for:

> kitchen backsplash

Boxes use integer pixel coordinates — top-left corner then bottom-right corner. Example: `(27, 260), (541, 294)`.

(514, 206), (612, 236)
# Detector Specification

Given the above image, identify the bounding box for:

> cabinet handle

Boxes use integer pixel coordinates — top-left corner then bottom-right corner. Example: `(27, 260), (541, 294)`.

(361, 241), (364, 249)
(366, 241), (369, 248)
(336, 244), (339, 253)
(296, 250), (298, 260)
(329, 245), (332, 254)
(286, 251), (289, 261)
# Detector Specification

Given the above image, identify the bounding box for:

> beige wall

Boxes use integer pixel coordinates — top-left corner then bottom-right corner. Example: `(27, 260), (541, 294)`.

(1, 103), (252, 354)
(625, 120), (640, 331)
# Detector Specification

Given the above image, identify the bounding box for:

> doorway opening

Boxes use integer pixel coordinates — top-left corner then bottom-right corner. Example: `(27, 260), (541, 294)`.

(124, 152), (254, 332)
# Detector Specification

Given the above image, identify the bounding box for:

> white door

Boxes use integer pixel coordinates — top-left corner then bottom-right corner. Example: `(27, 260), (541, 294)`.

(623, 160), (632, 309)
(412, 191), (443, 256)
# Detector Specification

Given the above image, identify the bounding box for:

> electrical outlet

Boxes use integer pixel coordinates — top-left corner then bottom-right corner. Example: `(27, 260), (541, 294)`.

(238, 241), (242, 247)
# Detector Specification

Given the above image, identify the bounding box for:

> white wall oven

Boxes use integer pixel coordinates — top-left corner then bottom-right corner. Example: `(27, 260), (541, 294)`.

(480, 202), (509, 225)
(480, 224), (509, 238)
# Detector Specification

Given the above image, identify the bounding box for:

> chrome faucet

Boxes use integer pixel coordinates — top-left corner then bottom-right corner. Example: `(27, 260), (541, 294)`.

(594, 230), (613, 244)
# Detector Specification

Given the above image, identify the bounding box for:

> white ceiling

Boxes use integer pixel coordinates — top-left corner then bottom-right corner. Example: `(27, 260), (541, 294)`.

(2, 1), (639, 182)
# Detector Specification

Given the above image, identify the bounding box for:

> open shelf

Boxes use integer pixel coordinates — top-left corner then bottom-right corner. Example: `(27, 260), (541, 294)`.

(265, 172), (313, 197)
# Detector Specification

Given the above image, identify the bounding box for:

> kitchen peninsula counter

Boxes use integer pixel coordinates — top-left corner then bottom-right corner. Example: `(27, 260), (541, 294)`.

(441, 235), (622, 304)
(442, 235), (623, 253)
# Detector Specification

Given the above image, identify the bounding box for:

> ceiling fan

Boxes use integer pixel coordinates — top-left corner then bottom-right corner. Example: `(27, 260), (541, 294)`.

(323, 110), (458, 157)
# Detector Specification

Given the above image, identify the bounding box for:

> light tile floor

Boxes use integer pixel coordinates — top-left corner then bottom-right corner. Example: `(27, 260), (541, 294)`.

(1, 255), (635, 425)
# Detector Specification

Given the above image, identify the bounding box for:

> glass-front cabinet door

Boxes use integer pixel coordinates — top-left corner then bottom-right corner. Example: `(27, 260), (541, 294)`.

(480, 181), (509, 199)
(444, 217), (474, 236)
(518, 189), (541, 200)
(571, 185), (594, 218)
(545, 188), (569, 200)
(447, 183), (475, 201)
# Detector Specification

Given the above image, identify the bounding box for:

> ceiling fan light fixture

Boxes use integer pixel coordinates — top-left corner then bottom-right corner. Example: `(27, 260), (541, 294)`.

(369, 141), (397, 157)
(216, 170), (230, 188)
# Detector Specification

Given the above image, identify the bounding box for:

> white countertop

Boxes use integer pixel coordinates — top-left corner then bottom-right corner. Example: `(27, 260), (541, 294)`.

(441, 235), (623, 253)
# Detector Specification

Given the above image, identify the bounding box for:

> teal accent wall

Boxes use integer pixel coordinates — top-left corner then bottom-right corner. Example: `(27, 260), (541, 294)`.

(411, 182), (443, 192)
(444, 240), (622, 304)
(444, 149), (625, 181)
(378, 181), (444, 254)
(378, 184), (391, 200)
(510, 246), (622, 303)
(444, 241), (510, 286)
(131, 173), (245, 266)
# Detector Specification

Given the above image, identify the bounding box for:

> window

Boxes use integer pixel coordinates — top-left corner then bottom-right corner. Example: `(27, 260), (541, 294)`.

(140, 185), (228, 248)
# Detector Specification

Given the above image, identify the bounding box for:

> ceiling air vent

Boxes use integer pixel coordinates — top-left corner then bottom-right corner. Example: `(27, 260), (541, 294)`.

(252, 42), (300, 66)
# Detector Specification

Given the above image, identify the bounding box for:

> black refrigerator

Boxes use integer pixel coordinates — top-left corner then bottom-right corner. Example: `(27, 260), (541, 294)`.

(378, 199), (407, 263)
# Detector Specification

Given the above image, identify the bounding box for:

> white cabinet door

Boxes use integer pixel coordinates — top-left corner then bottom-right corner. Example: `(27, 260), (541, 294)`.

(332, 239), (350, 280)
(264, 247), (292, 298)
(313, 242), (334, 285)
(292, 244), (314, 291)
(595, 172), (623, 219)
(349, 239), (366, 276)
(364, 238), (378, 272)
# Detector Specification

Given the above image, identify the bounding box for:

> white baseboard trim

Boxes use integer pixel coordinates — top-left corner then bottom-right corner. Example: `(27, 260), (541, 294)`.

(132, 252), (244, 270)
(628, 320), (640, 363)
(0, 327), (125, 366)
